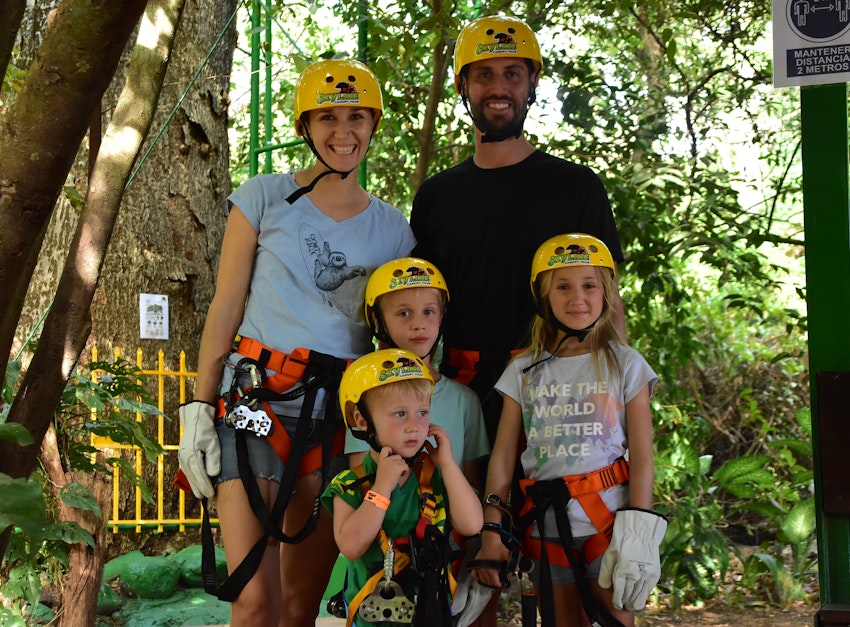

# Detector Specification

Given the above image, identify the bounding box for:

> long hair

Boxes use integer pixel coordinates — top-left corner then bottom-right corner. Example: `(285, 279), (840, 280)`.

(523, 265), (625, 381)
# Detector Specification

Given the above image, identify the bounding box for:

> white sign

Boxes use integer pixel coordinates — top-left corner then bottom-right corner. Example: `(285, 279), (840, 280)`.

(140, 293), (169, 340)
(773, 0), (850, 87)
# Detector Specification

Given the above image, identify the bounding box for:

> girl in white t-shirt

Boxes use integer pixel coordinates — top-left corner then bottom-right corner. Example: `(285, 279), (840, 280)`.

(473, 233), (666, 627)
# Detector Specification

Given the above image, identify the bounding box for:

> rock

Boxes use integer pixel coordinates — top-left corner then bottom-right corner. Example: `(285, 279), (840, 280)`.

(97, 583), (123, 615)
(104, 550), (145, 583)
(170, 544), (228, 588)
(112, 589), (230, 627)
(118, 555), (180, 599)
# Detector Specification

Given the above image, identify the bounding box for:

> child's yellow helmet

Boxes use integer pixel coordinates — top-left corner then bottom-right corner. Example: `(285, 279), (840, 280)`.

(453, 15), (543, 92)
(364, 257), (449, 332)
(339, 349), (434, 430)
(530, 233), (616, 295)
(294, 59), (383, 136)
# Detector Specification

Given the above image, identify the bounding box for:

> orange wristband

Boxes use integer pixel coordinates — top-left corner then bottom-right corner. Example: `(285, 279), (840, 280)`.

(365, 490), (391, 510)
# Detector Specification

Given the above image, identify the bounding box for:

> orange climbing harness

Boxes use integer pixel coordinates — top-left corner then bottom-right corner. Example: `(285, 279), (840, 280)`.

(518, 456), (630, 566)
(444, 347), (524, 386)
(216, 336), (346, 476)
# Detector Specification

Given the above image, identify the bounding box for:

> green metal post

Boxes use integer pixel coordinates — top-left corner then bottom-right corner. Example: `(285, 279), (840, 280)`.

(801, 82), (850, 603)
(264, 0), (273, 173)
(357, 1), (368, 189)
(249, 0), (261, 177)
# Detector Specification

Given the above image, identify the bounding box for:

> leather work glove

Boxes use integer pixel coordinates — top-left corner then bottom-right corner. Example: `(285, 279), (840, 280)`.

(452, 568), (495, 627)
(598, 507), (668, 611)
(177, 401), (220, 499)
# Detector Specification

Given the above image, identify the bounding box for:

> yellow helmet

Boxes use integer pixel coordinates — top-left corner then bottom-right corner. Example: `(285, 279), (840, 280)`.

(294, 59), (384, 136)
(339, 349), (434, 429)
(364, 257), (449, 331)
(453, 15), (543, 91)
(530, 233), (616, 295)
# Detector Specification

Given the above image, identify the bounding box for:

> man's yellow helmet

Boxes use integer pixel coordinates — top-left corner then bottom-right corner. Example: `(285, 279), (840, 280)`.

(453, 15), (543, 91)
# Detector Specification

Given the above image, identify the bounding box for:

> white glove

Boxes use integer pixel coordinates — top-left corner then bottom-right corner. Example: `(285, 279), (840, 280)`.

(598, 507), (667, 611)
(451, 568), (494, 627)
(177, 401), (220, 499)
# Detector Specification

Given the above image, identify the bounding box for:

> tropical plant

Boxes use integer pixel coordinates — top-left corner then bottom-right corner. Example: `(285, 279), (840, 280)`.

(0, 357), (163, 622)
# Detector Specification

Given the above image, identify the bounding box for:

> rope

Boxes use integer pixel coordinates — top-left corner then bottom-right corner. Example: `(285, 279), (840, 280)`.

(125, 1), (243, 189)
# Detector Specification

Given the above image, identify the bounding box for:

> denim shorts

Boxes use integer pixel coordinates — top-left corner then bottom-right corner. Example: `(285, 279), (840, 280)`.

(213, 414), (347, 486)
(528, 535), (602, 586)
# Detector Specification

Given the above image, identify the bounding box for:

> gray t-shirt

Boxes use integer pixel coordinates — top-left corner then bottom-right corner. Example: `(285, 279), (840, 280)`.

(220, 172), (415, 418)
(496, 342), (657, 536)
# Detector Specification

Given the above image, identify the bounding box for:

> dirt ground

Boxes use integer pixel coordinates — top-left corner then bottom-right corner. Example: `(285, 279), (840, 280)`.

(636, 601), (815, 626)
(493, 597), (817, 627)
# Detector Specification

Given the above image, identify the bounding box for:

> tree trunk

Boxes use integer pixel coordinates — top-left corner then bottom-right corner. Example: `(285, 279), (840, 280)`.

(0, 0), (26, 84)
(40, 425), (112, 627)
(0, 0), (148, 389)
(12, 0), (237, 531)
(87, 0), (237, 524)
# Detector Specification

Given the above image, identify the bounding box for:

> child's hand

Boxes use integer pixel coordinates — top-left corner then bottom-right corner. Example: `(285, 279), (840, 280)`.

(427, 424), (455, 468)
(373, 446), (409, 494)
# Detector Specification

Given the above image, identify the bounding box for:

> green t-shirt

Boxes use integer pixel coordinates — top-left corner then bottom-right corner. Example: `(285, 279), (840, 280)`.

(321, 452), (449, 625)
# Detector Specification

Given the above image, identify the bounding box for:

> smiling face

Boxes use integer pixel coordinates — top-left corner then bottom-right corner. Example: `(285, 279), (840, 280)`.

(461, 56), (536, 137)
(545, 265), (606, 332)
(374, 287), (444, 358)
(303, 106), (375, 170)
(355, 382), (431, 458)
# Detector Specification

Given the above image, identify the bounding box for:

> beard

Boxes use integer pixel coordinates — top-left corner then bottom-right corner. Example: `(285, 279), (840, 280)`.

(469, 96), (529, 139)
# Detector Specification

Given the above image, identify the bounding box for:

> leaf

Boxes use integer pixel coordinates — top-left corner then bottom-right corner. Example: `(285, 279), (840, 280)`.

(0, 422), (35, 446)
(781, 497), (816, 545)
(767, 438), (812, 458)
(3, 359), (22, 404)
(59, 482), (103, 517)
(0, 473), (46, 540)
(50, 521), (95, 548)
(713, 455), (771, 486)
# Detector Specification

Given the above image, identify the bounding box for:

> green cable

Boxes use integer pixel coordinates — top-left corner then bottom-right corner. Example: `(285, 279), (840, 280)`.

(125, 1), (243, 189)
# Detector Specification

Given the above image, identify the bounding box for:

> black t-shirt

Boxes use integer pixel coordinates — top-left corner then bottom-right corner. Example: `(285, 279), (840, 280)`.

(411, 149), (623, 355)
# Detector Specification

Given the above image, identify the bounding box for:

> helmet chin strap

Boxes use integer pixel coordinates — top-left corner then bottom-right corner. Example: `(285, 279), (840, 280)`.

(521, 308), (599, 374)
(285, 124), (370, 204)
(351, 403), (424, 466)
(372, 312), (443, 361)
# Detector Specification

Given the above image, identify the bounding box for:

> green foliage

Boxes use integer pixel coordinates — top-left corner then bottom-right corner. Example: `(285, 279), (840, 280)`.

(0, 357), (163, 620)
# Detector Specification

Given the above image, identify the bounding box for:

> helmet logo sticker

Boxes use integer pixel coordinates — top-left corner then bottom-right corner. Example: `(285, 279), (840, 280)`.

(388, 265), (434, 290)
(316, 74), (361, 106)
(378, 356), (425, 382)
(547, 244), (591, 267)
(475, 27), (519, 57)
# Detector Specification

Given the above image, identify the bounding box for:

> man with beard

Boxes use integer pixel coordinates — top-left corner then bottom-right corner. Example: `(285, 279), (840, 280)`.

(411, 15), (626, 448)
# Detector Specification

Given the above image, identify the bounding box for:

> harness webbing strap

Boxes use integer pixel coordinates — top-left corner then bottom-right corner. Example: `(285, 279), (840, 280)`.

(518, 458), (629, 627)
(519, 457), (629, 567)
(199, 340), (348, 602)
(444, 347), (524, 386)
(343, 453), (455, 626)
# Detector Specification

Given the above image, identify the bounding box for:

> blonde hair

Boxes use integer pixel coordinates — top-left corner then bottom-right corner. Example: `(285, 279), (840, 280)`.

(361, 378), (432, 411)
(524, 265), (625, 380)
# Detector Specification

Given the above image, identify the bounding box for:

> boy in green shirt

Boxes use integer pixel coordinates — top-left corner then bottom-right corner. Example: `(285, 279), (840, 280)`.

(322, 349), (483, 626)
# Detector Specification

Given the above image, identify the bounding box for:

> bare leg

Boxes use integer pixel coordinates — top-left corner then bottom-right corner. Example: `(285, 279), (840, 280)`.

(591, 580), (635, 627)
(279, 471), (340, 627)
(217, 478), (283, 627)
